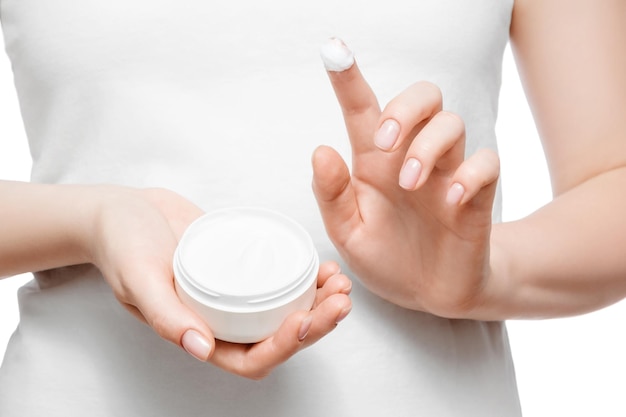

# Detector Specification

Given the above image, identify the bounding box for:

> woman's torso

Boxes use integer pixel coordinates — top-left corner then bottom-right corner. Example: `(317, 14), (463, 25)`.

(0, 1), (519, 415)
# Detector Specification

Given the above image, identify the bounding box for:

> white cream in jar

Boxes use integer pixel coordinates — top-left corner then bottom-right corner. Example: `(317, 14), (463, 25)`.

(174, 207), (319, 344)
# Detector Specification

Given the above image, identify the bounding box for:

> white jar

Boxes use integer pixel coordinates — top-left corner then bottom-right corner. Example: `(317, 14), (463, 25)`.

(174, 207), (319, 344)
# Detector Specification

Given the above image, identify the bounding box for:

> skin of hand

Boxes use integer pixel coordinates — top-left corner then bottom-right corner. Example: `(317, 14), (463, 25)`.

(312, 61), (499, 319)
(314, 0), (626, 321)
(0, 183), (352, 379)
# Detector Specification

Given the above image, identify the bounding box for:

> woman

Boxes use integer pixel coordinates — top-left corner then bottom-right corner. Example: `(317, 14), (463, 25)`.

(1, 0), (624, 415)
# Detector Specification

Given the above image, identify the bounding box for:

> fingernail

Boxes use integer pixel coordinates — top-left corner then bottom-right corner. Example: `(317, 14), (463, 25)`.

(446, 182), (465, 206)
(336, 306), (352, 324)
(341, 281), (353, 295)
(298, 315), (313, 341)
(399, 158), (422, 189)
(320, 38), (355, 72)
(374, 119), (400, 151)
(181, 329), (212, 362)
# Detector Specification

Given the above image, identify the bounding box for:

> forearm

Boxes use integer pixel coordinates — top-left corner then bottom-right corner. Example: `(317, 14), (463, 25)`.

(485, 166), (626, 319)
(0, 180), (97, 278)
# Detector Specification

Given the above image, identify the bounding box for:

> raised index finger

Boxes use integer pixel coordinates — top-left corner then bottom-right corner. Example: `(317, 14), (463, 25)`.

(321, 38), (381, 154)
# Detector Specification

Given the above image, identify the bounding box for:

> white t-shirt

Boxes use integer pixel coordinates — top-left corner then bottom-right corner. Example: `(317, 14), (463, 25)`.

(0, 0), (520, 415)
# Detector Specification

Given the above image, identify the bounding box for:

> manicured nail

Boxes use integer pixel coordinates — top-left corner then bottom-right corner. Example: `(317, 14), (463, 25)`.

(374, 119), (400, 151)
(298, 315), (313, 341)
(320, 38), (355, 72)
(181, 329), (212, 362)
(446, 182), (465, 206)
(336, 306), (352, 324)
(399, 158), (422, 189)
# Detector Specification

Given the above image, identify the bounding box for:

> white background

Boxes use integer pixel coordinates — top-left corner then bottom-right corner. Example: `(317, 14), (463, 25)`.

(1, 37), (625, 415)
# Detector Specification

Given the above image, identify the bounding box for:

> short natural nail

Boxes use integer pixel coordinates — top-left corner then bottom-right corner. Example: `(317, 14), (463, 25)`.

(374, 119), (400, 151)
(298, 315), (313, 341)
(341, 281), (353, 295)
(336, 306), (352, 324)
(181, 329), (212, 362)
(446, 182), (465, 206)
(399, 158), (422, 189)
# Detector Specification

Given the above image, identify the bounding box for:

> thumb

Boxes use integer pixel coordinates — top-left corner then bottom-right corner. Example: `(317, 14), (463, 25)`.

(124, 267), (216, 362)
(312, 145), (360, 246)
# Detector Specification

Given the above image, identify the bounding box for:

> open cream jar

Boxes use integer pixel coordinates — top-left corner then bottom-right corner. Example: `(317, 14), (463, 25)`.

(174, 208), (319, 344)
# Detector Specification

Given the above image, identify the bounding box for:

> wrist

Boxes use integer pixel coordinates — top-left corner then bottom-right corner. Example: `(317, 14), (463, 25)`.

(452, 223), (518, 321)
(48, 183), (121, 269)
(484, 224), (515, 319)
(477, 221), (537, 321)
(0, 181), (114, 277)
(79, 184), (143, 269)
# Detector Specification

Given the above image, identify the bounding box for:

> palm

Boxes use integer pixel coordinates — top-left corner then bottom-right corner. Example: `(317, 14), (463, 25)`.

(92, 186), (352, 378)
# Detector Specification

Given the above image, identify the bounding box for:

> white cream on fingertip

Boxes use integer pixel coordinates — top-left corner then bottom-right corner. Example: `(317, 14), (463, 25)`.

(320, 38), (355, 72)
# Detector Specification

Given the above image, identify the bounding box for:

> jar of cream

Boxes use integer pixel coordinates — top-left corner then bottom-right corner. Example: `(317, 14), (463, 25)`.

(174, 207), (319, 344)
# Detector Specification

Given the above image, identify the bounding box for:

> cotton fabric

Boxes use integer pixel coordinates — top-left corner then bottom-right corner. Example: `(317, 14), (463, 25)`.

(0, 1), (520, 415)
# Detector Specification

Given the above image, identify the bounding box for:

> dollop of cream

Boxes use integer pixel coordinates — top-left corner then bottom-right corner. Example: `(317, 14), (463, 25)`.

(320, 38), (355, 72)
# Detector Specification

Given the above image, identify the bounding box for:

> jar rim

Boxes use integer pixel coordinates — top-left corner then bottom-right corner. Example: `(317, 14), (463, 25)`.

(174, 207), (319, 312)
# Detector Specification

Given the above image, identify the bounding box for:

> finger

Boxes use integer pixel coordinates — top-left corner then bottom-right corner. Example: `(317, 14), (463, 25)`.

(209, 310), (308, 379)
(446, 148), (500, 207)
(321, 38), (381, 154)
(312, 145), (361, 246)
(299, 292), (351, 349)
(399, 111), (466, 190)
(210, 293), (352, 379)
(374, 81), (443, 152)
(316, 260), (342, 288)
(314, 272), (352, 307)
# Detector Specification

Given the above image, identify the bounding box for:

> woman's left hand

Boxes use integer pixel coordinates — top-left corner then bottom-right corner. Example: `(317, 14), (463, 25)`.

(313, 47), (499, 319)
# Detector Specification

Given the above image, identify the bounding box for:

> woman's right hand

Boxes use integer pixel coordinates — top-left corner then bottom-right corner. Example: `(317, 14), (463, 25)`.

(0, 181), (351, 379)
(87, 186), (352, 379)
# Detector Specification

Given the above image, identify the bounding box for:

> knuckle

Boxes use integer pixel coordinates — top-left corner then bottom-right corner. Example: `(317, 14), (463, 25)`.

(437, 111), (465, 134)
(415, 81), (443, 108)
(413, 140), (436, 159)
(237, 362), (271, 381)
(324, 260), (341, 274)
(142, 186), (179, 205)
(381, 100), (417, 125)
(148, 311), (174, 340)
(481, 148), (501, 170)
(462, 164), (483, 184)
(384, 81), (444, 124)
(461, 150), (501, 186)
(433, 112), (466, 148)
(343, 100), (378, 118)
(414, 80), (441, 96)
